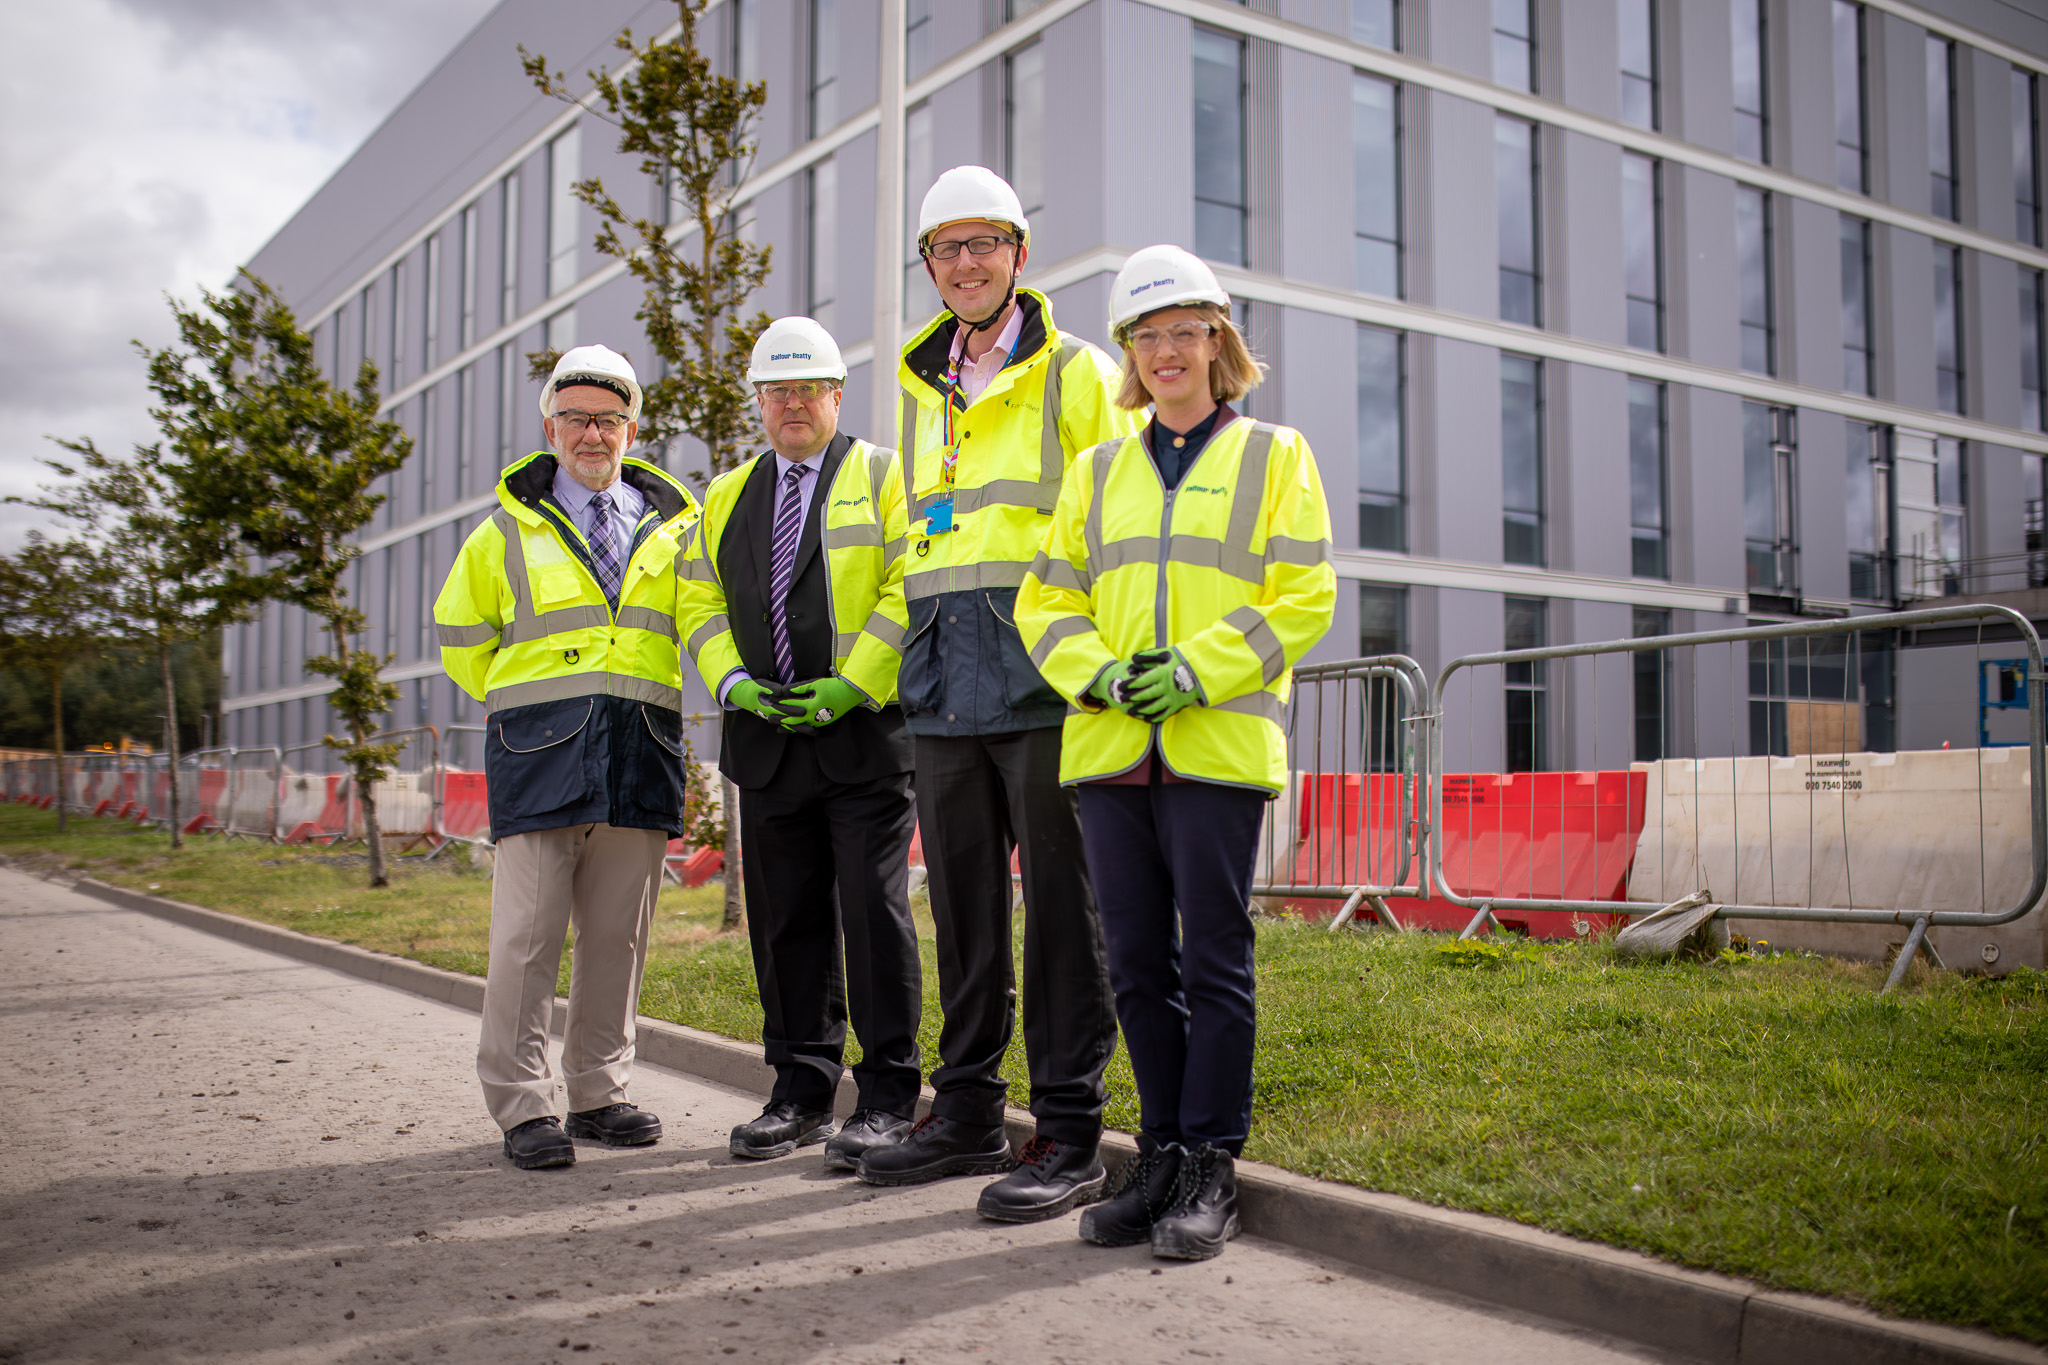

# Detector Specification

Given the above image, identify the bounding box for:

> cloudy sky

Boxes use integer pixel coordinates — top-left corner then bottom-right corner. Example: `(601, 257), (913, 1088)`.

(0, 0), (498, 548)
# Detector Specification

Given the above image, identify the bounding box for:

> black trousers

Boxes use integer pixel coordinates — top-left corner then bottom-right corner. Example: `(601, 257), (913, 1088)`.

(914, 728), (1116, 1146)
(1077, 780), (1266, 1156)
(738, 740), (922, 1117)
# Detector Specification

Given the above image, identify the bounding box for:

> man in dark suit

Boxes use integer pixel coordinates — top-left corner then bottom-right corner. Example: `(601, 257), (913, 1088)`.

(675, 317), (921, 1170)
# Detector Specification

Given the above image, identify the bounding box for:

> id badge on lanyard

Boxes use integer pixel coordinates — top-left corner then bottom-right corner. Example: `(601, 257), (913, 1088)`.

(926, 363), (969, 537)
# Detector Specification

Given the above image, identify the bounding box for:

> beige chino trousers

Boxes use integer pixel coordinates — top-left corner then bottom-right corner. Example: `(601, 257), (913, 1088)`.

(477, 822), (667, 1130)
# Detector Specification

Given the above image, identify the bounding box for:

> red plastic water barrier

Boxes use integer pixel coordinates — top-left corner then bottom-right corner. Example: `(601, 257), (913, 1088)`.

(438, 770), (490, 842)
(92, 800), (114, 818)
(283, 821), (330, 845)
(679, 846), (724, 886)
(1282, 770), (1647, 938)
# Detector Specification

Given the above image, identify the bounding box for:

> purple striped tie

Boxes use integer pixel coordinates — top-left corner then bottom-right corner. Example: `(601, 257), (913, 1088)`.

(768, 466), (807, 683)
(589, 490), (624, 605)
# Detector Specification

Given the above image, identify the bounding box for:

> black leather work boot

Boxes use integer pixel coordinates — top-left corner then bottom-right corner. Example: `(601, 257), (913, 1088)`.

(566, 1103), (663, 1147)
(729, 1099), (835, 1159)
(977, 1135), (1108, 1222)
(1149, 1143), (1240, 1261)
(822, 1109), (913, 1173)
(855, 1114), (1012, 1186)
(1078, 1142), (1185, 1247)
(503, 1116), (576, 1170)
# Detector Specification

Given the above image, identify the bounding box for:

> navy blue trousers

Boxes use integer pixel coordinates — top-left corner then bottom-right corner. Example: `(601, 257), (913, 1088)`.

(1076, 779), (1266, 1156)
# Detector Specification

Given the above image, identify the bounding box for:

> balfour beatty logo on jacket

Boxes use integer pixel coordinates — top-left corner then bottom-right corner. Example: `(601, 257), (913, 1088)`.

(676, 440), (912, 707)
(894, 288), (1131, 602)
(1014, 417), (1337, 794)
(433, 451), (701, 839)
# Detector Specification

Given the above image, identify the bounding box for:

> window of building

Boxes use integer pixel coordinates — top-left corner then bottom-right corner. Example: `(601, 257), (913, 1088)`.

(1737, 186), (1774, 374)
(906, 0), (934, 79)
(423, 233), (441, 371)
(1496, 117), (1540, 326)
(1504, 595), (1547, 773)
(499, 173), (519, 326)
(2023, 270), (2044, 432)
(806, 160), (837, 336)
(1358, 324), (1404, 551)
(1893, 430), (1966, 597)
(1628, 377), (1667, 578)
(733, 0), (760, 84)
(1732, 0), (1768, 163)
(1502, 354), (1544, 567)
(1005, 41), (1045, 218)
(1353, 0), (1396, 49)
(546, 308), (576, 360)
(905, 102), (938, 320)
(1360, 583), (1406, 656)
(546, 127), (579, 298)
(808, 0), (838, 136)
(1744, 402), (1797, 595)
(1632, 607), (1670, 762)
(498, 343), (519, 469)
(1834, 1), (1867, 194)
(1928, 36), (1958, 221)
(1193, 27), (1247, 266)
(388, 259), (406, 389)
(1354, 72), (1400, 298)
(1841, 214), (1873, 395)
(1846, 419), (1892, 601)
(458, 203), (478, 351)
(1622, 152), (1662, 351)
(1618, 0), (1657, 131)
(1004, 0), (1047, 17)
(2016, 70), (2040, 246)
(455, 364), (473, 500)
(1493, 0), (1534, 93)
(1934, 244), (1964, 415)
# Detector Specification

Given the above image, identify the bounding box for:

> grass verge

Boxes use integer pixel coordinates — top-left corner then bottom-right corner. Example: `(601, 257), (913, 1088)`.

(4, 804), (2043, 1343)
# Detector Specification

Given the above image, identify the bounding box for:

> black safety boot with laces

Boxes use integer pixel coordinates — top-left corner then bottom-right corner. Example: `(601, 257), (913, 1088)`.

(503, 1116), (575, 1170)
(1149, 1142), (1240, 1261)
(822, 1109), (912, 1172)
(855, 1114), (1012, 1186)
(729, 1099), (834, 1160)
(566, 1102), (662, 1146)
(1078, 1142), (1185, 1246)
(977, 1135), (1107, 1222)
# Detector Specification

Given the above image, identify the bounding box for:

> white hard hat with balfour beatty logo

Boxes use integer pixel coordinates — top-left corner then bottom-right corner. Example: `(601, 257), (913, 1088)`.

(540, 345), (643, 423)
(1107, 244), (1232, 340)
(747, 317), (849, 386)
(916, 165), (1030, 247)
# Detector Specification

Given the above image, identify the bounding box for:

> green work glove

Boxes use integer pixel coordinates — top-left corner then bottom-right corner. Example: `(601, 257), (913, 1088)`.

(731, 678), (802, 726)
(1125, 647), (1201, 724)
(782, 675), (866, 729)
(1085, 659), (1144, 716)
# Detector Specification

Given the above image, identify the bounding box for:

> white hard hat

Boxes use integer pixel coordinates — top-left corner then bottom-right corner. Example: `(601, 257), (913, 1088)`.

(1107, 245), (1233, 339)
(746, 317), (848, 385)
(917, 165), (1030, 247)
(540, 345), (643, 423)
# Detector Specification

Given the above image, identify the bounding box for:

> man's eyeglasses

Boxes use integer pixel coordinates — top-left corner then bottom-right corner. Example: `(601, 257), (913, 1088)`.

(552, 410), (631, 435)
(1127, 323), (1216, 352)
(921, 234), (1018, 261)
(757, 381), (837, 405)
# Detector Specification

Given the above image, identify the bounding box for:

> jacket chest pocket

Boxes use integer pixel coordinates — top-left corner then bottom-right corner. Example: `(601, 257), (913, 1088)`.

(531, 560), (585, 610)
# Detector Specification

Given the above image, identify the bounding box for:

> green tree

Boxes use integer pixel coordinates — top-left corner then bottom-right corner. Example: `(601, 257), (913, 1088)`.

(524, 0), (770, 925)
(17, 437), (245, 848)
(0, 536), (118, 832)
(145, 272), (412, 886)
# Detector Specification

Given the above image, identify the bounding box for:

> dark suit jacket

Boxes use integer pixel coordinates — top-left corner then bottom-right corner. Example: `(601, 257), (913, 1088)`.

(718, 432), (913, 791)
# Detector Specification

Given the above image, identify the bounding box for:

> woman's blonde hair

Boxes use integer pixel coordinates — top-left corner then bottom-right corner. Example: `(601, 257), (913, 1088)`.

(1114, 302), (1267, 411)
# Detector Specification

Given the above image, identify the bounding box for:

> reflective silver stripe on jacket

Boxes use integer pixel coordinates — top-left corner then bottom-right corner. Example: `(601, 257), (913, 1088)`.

(1027, 613), (1095, 669)
(616, 604), (678, 640)
(1222, 604), (1288, 685)
(900, 336), (1087, 522)
(1027, 550), (1089, 594)
(859, 610), (909, 650)
(825, 522), (886, 551)
(485, 671), (684, 713)
(495, 510), (534, 620)
(1080, 423), (1282, 588)
(1265, 535), (1334, 567)
(904, 559), (1034, 598)
(1210, 689), (1287, 724)
(498, 603), (611, 646)
(438, 621), (498, 648)
(686, 614), (730, 656)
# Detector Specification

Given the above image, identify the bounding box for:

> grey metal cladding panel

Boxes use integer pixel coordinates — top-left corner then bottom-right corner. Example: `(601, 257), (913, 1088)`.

(1554, 362), (1631, 579)
(1280, 42), (1352, 292)
(1665, 0), (1736, 155)
(833, 127), (880, 346)
(1418, 0), (1495, 79)
(1777, 0), (1840, 183)
(1668, 163), (1740, 372)
(1411, 334), (1504, 565)
(1667, 383), (1745, 590)
(835, 0), (882, 116)
(1102, 0), (1192, 252)
(1974, 249), (2022, 427)
(1551, 0), (1619, 120)
(1794, 404), (1850, 601)
(1034, 1), (1109, 268)
(1961, 44), (2011, 237)
(1874, 11), (1928, 211)
(1974, 440), (2030, 560)
(1277, 0), (1347, 42)
(246, 0), (671, 317)
(1915, 0), (2048, 57)
(1044, 274), (1116, 355)
(1879, 225), (1939, 411)
(573, 273), (644, 366)
(1407, 87), (1497, 317)
(748, 0), (802, 166)
(1280, 305), (1354, 529)
(1550, 129), (1626, 345)
(1781, 195), (1844, 391)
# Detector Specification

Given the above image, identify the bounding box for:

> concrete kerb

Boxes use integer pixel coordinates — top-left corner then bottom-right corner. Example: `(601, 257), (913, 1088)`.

(63, 875), (2044, 1365)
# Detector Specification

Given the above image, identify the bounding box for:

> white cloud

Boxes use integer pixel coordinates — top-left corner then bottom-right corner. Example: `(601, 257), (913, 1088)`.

(0, 0), (497, 548)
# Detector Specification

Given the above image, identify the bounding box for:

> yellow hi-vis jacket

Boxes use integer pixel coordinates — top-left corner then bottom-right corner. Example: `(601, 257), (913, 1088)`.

(895, 289), (1138, 602)
(1014, 417), (1337, 793)
(434, 451), (699, 838)
(675, 439), (911, 707)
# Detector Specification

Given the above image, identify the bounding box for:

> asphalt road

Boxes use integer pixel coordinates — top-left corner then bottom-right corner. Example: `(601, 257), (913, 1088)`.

(0, 868), (1674, 1364)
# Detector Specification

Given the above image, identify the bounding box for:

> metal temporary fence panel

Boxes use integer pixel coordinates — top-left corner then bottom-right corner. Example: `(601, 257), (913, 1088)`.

(1252, 655), (1431, 920)
(437, 725), (491, 845)
(361, 727), (439, 840)
(1428, 603), (2048, 936)
(224, 748), (282, 838)
(278, 743), (349, 842)
(177, 749), (234, 830)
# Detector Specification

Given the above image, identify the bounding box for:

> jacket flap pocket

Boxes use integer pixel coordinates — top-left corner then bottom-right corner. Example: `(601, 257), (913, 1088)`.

(905, 594), (942, 642)
(496, 698), (595, 753)
(641, 705), (687, 757)
(532, 560), (585, 608)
